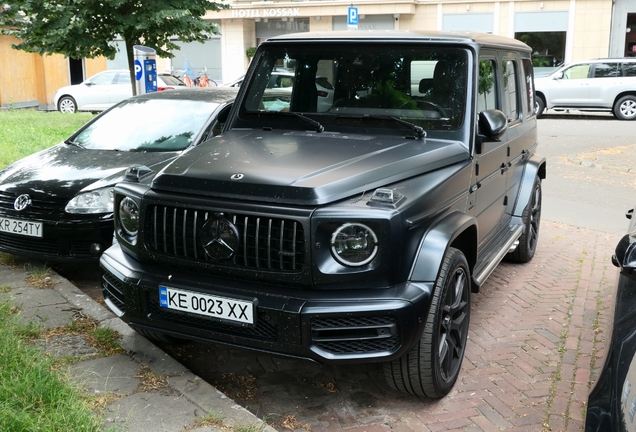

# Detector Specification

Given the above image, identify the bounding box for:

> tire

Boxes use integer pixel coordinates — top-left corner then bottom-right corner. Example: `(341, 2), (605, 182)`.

(535, 96), (545, 118)
(134, 328), (189, 344)
(613, 95), (636, 120)
(508, 176), (542, 263)
(384, 247), (471, 398)
(58, 96), (77, 113)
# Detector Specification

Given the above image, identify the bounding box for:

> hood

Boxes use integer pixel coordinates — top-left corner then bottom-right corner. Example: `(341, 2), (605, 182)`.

(151, 129), (470, 205)
(0, 143), (179, 199)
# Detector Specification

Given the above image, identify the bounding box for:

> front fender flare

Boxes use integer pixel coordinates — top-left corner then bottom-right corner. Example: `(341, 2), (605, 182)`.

(409, 211), (477, 283)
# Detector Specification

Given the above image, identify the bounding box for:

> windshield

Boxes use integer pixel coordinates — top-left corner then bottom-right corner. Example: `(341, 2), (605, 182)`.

(240, 43), (469, 131)
(72, 98), (216, 151)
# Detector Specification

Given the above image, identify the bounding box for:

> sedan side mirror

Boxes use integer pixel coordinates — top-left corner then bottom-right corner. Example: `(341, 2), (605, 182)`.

(554, 72), (564, 80)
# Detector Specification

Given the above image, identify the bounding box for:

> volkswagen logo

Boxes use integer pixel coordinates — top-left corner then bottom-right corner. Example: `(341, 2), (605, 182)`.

(14, 194), (32, 211)
(201, 218), (240, 261)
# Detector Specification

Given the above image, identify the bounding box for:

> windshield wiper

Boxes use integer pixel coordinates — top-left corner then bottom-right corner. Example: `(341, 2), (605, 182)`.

(64, 139), (84, 148)
(292, 112), (324, 133)
(334, 114), (426, 140)
(386, 116), (426, 140)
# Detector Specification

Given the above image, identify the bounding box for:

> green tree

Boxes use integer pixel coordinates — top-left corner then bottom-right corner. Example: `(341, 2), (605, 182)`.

(0, 0), (228, 95)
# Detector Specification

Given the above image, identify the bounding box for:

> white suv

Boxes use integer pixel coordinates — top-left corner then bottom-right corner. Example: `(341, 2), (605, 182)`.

(534, 58), (636, 120)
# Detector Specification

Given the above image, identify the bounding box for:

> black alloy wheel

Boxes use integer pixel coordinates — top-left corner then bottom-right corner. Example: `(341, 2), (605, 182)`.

(508, 176), (541, 263)
(384, 247), (471, 398)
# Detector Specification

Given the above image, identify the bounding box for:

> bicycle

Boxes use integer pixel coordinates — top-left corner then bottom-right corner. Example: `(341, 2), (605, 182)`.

(194, 67), (218, 88)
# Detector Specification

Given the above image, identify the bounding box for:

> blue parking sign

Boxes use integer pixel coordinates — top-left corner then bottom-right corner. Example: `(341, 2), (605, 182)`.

(134, 59), (142, 81)
(348, 6), (358, 25)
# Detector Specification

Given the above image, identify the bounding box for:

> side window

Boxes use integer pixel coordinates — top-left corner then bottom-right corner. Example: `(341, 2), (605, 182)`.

(90, 72), (117, 85)
(522, 58), (535, 117)
(478, 59), (497, 112)
(502, 60), (519, 121)
(623, 63), (636, 77)
(594, 63), (620, 78)
(115, 73), (132, 85)
(562, 64), (590, 79)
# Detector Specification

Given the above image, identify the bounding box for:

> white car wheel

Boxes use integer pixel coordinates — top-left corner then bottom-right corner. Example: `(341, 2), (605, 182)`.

(614, 95), (636, 121)
(58, 96), (77, 113)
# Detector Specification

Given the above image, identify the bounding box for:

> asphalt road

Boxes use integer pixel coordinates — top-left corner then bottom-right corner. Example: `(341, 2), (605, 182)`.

(56, 111), (636, 431)
(538, 112), (636, 235)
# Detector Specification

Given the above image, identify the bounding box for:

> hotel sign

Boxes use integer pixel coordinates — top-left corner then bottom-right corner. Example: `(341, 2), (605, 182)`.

(231, 8), (301, 18)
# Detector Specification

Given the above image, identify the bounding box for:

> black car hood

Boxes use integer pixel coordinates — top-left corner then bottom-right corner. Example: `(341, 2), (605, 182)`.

(0, 143), (178, 199)
(151, 129), (470, 205)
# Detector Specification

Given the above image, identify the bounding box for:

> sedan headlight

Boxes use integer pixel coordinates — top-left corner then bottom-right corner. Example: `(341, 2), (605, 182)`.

(118, 197), (140, 237)
(330, 222), (379, 267)
(65, 187), (114, 214)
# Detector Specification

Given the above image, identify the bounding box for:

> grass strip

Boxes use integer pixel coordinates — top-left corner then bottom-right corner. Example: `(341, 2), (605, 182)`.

(0, 110), (93, 169)
(0, 299), (103, 431)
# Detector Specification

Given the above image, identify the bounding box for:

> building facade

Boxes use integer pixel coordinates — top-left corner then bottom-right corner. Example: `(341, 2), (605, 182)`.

(205, 0), (636, 84)
(4, 0), (636, 109)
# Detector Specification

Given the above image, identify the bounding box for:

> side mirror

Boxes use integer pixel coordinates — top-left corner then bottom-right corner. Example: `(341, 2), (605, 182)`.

(476, 110), (507, 154)
(83, 80), (93, 86)
(554, 71), (564, 80)
(478, 109), (507, 138)
(613, 233), (636, 279)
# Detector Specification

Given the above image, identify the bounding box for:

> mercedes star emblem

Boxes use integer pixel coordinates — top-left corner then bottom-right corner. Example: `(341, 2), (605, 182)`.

(201, 218), (240, 261)
(14, 194), (32, 211)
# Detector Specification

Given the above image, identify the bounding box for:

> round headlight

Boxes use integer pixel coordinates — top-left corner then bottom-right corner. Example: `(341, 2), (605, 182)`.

(330, 223), (379, 267)
(119, 197), (139, 236)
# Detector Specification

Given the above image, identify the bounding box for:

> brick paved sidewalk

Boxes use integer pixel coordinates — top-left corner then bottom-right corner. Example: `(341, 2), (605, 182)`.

(168, 221), (620, 432)
(414, 221), (619, 432)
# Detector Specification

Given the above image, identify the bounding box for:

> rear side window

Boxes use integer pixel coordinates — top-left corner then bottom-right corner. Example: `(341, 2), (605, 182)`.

(594, 63), (621, 78)
(623, 63), (636, 77)
(522, 59), (535, 117)
(502, 60), (519, 121)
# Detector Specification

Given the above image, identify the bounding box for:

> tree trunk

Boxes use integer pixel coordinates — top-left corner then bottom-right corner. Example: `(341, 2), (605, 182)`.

(125, 39), (137, 96)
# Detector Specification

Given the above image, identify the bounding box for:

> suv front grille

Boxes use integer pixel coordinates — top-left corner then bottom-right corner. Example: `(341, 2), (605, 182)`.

(145, 205), (306, 272)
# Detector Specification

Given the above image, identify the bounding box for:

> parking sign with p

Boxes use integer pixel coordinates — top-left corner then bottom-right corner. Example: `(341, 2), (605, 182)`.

(347, 6), (358, 30)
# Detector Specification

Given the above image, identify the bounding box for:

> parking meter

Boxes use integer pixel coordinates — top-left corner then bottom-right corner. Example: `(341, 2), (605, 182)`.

(133, 45), (157, 94)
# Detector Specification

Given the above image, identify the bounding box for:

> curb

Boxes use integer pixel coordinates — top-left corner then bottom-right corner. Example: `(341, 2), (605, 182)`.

(0, 262), (276, 432)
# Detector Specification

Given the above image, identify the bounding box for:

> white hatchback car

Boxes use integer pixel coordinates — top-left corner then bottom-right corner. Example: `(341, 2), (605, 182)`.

(53, 70), (186, 113)
(534, 58), (636, 120)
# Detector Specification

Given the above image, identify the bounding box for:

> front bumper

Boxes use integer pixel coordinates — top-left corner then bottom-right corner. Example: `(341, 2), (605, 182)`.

(0, 218), (113, 262)
(100, 243), (433, 364)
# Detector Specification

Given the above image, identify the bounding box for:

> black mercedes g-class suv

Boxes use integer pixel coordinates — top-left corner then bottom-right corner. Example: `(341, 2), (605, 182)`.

(100, 30), (545, 398)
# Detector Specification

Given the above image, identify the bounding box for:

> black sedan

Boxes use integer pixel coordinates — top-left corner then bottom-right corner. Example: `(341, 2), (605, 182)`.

(0, 87), (237, 261)
(586, 208), (636, 431)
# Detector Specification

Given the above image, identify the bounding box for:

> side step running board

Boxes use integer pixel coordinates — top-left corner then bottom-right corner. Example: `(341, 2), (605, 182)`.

(473, 225), (523, 287)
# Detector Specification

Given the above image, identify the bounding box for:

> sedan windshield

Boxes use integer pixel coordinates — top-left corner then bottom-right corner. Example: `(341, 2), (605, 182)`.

(241, 43), (468, 131)
(73, 98), (216, 151)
